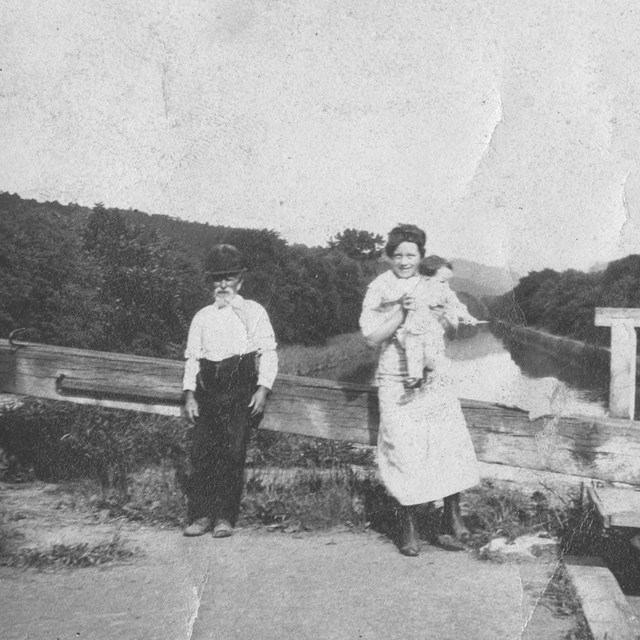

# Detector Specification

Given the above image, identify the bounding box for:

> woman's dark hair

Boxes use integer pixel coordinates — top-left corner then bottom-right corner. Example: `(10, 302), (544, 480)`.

(419, 255), (453, 277)
(385, 224), (427, 258)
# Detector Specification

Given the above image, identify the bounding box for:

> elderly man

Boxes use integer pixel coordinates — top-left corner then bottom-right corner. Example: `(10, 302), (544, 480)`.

(182, 244), (278, 537)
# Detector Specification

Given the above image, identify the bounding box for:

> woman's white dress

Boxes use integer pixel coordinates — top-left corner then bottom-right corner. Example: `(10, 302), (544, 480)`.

(360, 270), (479, 506)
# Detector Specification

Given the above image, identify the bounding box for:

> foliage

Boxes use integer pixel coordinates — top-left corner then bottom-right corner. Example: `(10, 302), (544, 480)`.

(241, 467), (372, 530)
(107, 465), (187, 526)
(276, 331), (374, 377)
(462, 480), (572, 548)
(0, 193), (372, 349)
(0, 194), (103, 347)
(82, 205), (205, 357)
(328, 228), (384, 261)
(488, 255), (640, 344)
(0, 399), (189, 492)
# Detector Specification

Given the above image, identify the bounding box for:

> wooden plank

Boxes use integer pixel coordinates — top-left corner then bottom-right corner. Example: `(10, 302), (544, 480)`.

(588, 485), (640, 529)
(565, 557), (640, 640)
(610, 324), (637, 419)
(5, 340), (640, 484)
(595, 307), (640, 324)
(587, 485), (611, 528)
(0, 339), (379, 444)
(462, 401), (640, 486)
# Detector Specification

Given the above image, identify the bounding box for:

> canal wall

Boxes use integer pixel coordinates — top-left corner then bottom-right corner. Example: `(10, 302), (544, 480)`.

(492, 321), (612, 370)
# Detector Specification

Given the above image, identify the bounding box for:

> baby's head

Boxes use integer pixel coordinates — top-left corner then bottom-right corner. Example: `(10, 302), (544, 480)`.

(419, 255), (453, 282)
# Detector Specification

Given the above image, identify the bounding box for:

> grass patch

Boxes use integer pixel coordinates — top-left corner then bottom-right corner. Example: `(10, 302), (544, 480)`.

(0, 509), (25, 556)
(462, 480), (574, 549)
(240, 466), (379, 531)
(107, 464), (187, 526)
(0, 533), (139, 570)
(277, 332), (374, 377)
(14, 468), (579, 547)
(69, 463), (390, 532)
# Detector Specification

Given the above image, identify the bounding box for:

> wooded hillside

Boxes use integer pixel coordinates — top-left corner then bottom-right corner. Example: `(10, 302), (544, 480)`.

(0, 193), (369, 355)
(489, 257), (640, 345)
(0, 192), (498, 357)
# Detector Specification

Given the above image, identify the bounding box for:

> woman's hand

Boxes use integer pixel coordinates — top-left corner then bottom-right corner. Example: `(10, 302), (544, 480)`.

(249, 386), (270, 417)
(400, 294), (416, 312)
(183, 391), (199, 424)
(362, 303), (406, 347)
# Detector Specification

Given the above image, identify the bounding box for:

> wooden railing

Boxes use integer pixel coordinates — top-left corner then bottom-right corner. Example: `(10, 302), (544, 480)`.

(2, 338), (640, 487)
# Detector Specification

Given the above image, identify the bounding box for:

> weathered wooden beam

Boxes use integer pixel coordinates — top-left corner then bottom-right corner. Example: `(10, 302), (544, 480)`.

(595, 307), (640, 419)
(587, 485), (640, 529)
(3, 339), (640, 486)
(564, 557), (640, 640)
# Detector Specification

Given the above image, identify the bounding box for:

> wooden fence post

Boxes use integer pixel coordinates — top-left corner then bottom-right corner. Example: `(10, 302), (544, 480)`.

(595, 308), (640, 419)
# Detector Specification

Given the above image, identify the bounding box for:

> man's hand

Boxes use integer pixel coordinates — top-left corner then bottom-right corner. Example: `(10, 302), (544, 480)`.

(183, 391), (199, 424)
(249, 386), (270, 417)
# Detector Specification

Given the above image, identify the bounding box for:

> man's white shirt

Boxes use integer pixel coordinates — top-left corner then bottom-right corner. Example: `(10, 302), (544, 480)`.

(183, 295), (278, 391)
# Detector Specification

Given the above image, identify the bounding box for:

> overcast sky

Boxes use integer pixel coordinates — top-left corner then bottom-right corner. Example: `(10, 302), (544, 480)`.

(3, 0), (640, 274)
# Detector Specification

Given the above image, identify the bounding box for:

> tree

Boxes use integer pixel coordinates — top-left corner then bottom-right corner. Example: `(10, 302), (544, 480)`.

(82, 205), (205, 357)
(328, 228), (384, 261)
(0, 193), (373, 350)
(0, 200), (103, 347)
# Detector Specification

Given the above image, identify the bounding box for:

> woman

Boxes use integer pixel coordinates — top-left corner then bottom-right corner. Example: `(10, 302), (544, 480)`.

(359, 224), (479, 556)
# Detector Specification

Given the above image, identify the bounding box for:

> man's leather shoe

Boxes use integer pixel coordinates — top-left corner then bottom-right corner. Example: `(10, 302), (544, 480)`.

(212, 519), (233, 538)
(399, 542), (419, 557)
(183, 517), (212, 537)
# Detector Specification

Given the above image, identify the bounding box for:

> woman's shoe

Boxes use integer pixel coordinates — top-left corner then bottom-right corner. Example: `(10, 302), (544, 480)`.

(450, 515), (470, 542)
(398, 507), (420, 556)
(443, 494), (470, 542)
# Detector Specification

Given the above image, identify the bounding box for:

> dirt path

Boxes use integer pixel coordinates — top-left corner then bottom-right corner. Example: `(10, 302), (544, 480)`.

(0, 482), (575, 640)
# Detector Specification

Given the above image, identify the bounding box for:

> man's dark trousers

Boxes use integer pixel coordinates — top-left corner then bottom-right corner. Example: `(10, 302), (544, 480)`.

(186, 354), (258, 525)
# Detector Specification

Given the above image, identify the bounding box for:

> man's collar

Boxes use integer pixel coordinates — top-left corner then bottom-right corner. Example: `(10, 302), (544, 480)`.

(208, 294), (245, 310)
(230, 294), (245, 309)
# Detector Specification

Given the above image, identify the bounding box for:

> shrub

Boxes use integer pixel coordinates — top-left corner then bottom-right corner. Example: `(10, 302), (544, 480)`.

(0, 399), (189, 494)
(240, 467), (377, 530)
(462, 480), (573, 547)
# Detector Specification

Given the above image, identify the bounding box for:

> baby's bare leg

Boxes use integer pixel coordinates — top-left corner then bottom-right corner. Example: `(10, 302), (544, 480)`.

(422, 342), (444, 371)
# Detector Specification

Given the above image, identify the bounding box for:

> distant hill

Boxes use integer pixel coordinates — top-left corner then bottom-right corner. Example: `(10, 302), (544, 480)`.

(366, 257), (518, 299)
(449, 259), (520, 299)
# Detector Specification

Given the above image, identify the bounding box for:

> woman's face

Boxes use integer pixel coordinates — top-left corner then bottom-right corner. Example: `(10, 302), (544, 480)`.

(390, 241), (422, 278)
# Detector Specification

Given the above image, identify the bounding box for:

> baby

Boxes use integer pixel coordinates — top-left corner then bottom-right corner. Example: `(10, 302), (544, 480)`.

(398, 256), (478, 388)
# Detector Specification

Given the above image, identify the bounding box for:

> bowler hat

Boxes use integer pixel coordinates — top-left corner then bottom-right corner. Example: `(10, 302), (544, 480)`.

(204, 244), (246, 277)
